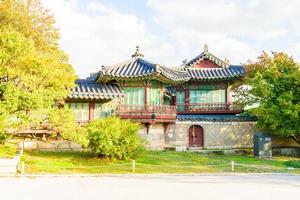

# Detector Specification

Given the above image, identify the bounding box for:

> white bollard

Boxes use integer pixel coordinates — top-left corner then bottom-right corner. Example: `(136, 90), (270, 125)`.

(17, 158), (21, 172)
(132, 160), (136, 173)
(21, 161), (25, 175)
(231, 161), (235, 172)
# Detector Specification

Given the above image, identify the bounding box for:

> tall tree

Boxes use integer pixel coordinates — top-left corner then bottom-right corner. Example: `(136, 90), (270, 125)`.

(233, 52), (300, 144)
(0, 0), (76, 134)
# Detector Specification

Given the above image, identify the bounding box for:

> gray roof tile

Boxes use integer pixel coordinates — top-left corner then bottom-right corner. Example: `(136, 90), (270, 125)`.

(187, 65), (244, 81)
(68, 79), (123, 100)
(98, 57), (190, 82)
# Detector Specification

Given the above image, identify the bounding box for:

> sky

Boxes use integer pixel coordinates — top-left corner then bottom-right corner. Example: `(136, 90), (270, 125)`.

(42, 0), (300, 78)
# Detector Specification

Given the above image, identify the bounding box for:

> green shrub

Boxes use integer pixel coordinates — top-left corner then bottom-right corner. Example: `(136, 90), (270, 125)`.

(285, 160), (300, 168)
(0, 132), (8, 144)
(87, 117), (144, 160)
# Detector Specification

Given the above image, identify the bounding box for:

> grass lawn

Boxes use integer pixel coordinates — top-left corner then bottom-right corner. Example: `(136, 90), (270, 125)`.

(22, 150), (300, 174)
(0, 143), (17, 158)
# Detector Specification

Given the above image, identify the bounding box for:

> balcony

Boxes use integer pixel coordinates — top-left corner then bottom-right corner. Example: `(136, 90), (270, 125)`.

(117, 104), (177, 123)
(177, 102), (243, 114)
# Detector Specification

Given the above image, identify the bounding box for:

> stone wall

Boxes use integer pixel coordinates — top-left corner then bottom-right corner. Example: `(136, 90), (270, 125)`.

(165, 121), (257, 149)
(23, 141), (83, 151)
(139, 124), (165, 150)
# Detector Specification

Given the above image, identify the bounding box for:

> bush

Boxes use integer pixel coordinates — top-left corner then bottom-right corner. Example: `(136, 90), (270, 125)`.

(285, 160), (300, 168)
(87, 117), (144, 160)
(0, 132), (8, 144)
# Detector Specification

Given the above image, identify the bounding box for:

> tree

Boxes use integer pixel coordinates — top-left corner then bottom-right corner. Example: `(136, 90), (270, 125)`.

(0, 0), (76, 137)
(233, 52), (300, 144)
(47, 108), (89, 147)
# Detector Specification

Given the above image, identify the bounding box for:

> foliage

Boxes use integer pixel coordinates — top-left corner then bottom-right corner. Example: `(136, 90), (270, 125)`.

(233, 52), (300, 143)
(87, 117), (144, 160)
(47, 108), (89, 147)
(0, 114), (8, 143)
(0, 132), (8, 143)
(285, 160), (300, 168)
(0, 0), (76, 135)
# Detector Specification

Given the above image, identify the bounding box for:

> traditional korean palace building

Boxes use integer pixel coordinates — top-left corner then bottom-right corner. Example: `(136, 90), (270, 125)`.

(67, 45), (257, 150)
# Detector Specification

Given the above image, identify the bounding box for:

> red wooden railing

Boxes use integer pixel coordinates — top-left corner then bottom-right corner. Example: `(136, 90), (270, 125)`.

(176, 102), (243, 113)
(117, 104), (177, 121)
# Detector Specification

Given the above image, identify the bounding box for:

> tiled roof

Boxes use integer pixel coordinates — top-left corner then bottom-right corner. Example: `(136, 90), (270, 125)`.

(185, 44), (229, 68)
(95, 45), (245, 83)
(187, 65), (244, 81)
(174, 45), (245, 81)
(177, 114), (256, 122)
(68, 79), (123, 100)
(98, 57), (190, 83)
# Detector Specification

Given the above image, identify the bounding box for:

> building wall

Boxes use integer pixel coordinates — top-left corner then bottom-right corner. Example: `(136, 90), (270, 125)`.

(139, 124), (166, 150)
(165, 121), (258, 149)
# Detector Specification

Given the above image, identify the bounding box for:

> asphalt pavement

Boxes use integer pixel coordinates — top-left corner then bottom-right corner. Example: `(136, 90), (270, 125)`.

(0, 174), (299, 200)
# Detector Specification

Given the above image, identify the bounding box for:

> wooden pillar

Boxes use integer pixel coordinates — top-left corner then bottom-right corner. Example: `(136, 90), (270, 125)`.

(185, 86), (190, 110)
(226, 82), (231, 103)
(171, 96), (175, 106)
(160, 87), (164, 105)
(89, 101), (95, 121)
(226, 82), (231, 110)
(144, 86), (148, 111)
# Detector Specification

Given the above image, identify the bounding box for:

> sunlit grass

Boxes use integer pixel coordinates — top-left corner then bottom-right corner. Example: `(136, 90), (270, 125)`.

(22, 150), (300, 174)
(0, 143), (17, 158)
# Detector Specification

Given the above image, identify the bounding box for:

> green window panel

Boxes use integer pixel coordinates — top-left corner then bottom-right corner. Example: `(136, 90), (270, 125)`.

(67, 102), (89, 121)
(94, 102), (114, 119)
(176, 91), (185, 111)
(123, 87), (145, 105)
(149, 88), (161, 106)
(190, 89), (225, 104)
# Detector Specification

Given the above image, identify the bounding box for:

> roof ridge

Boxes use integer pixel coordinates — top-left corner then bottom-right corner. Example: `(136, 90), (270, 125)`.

(160, 65), (188, 74)
(185, 45), (229, 68)
(102, 58), (137, 71)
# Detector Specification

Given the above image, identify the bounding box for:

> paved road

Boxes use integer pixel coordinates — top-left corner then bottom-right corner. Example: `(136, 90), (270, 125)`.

(0, 174), (299, 200)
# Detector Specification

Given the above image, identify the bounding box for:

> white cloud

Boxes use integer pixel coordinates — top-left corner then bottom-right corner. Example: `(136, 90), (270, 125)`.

(42, 0), (300, 77)
(147, 0), (300, 62)
(43, 0), (174, 77)
(147, 0), (299, 40)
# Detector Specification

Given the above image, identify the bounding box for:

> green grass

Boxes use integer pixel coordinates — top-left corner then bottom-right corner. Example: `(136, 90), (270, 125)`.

(22, 150), (300, 174)
(0, 143), (17, 158)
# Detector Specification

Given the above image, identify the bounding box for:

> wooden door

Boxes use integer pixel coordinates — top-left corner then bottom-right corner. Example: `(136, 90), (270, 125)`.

(188, 125), (204, 147)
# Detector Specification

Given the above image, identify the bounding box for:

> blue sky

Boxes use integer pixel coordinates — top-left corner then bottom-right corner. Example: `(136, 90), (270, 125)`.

(42, 0), (300, 78)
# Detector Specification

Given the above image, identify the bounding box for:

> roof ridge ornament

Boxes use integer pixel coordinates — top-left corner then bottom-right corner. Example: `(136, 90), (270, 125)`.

(204, 44), (208, 52)
(131, 45), (144, 58)
(224, 58), (230, 66)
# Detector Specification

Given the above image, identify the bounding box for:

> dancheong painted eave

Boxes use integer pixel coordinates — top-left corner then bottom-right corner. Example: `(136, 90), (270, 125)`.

(68, 79), (123, 100)
(96, 46), (190, 84)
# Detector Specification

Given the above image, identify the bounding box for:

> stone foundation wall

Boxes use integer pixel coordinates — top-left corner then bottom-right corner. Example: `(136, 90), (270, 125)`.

(23, 141), (83, 151)
(165, 121), (258, 149)
(139, 124), (165, 150)
(22, 122), (300, 152)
